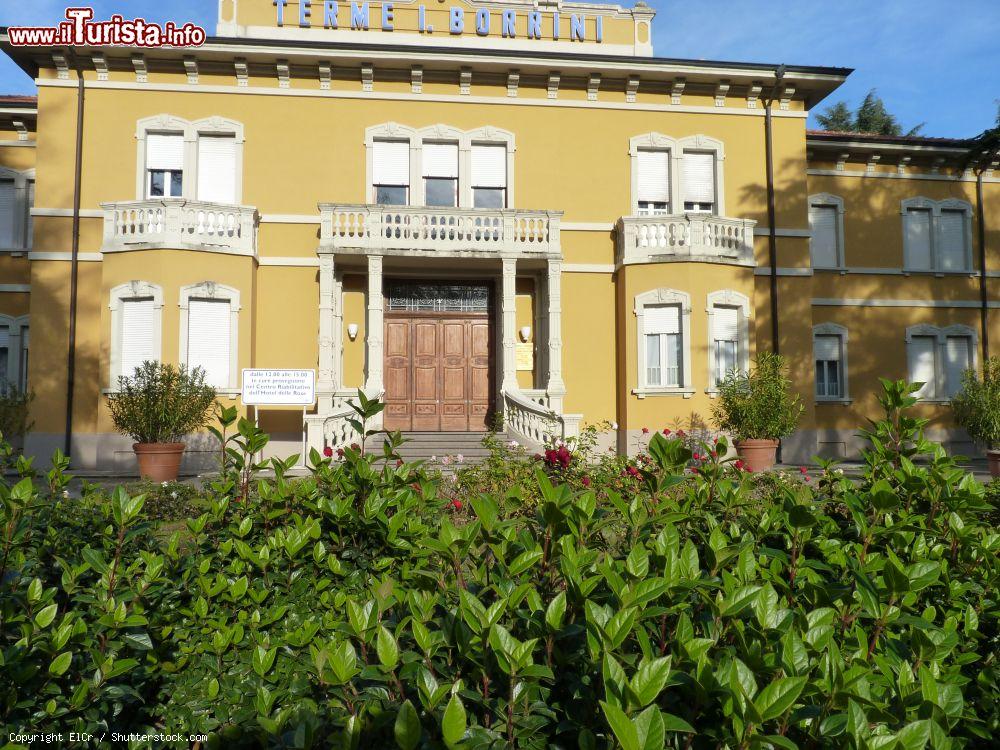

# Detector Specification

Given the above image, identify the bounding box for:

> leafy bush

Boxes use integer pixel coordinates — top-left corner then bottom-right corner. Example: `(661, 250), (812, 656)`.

(951, 357), (1000, 450)
(713, 352), (804, 441)
(0, 382), (32, 440)
(107, 361), (217, 443)
(1, 381), (998, 748)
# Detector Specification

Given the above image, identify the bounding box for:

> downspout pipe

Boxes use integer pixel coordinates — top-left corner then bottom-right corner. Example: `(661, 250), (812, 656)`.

(976, 162), (990, 363)
(64, 51), (85, 459)
(764, 64), (786, 356)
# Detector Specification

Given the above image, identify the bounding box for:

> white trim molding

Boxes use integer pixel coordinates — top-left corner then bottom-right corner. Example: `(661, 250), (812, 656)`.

(808, 192), (845, 270)
(706, 289), (751, 392)
(812, 322), (850, 403)
(178, 281), (241, 390)
(108, 280), (163, 387)
(813, 297), (999, 309)
(632, 287), (694, 399)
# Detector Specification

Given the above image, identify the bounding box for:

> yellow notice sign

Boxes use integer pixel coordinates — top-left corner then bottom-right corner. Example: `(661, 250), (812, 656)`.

(516, 343), (534, 371)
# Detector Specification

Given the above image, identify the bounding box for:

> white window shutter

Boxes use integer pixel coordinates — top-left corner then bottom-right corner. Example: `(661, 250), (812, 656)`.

(146, 133), (185, 170)
(937, 210), (966, 271)
(372, 140), (410, 185)
(904, 209), (932, 270)
(0, 180), (16, 247)
(120, 298), (156, 378)
(25, 180), (34, 248)
(637, 150), (670, 204)
(810, 204), (839, 267)
(814, 335), (841, 361)
(197, 135), (237, 203)
(682, 152), (715, 205)
(712, 306), (739, 342)
(908, 336), (936, 399)
(188, 299), (232, 388)
(944, 336), (971, 397)
(422, 142), (459, 178)
(471, 144), (506, 188)
(643, 305), (680, 335)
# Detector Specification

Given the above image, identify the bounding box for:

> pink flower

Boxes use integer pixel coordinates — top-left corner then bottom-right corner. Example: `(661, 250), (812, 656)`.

(323, 446), (333, 458)
(582, 476), (591, 487)
(456, 454), (465, 464)
(442, 456), (452, 465)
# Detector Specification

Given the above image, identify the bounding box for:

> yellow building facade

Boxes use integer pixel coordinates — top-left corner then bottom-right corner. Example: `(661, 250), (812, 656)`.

(0, 0), (997, 470)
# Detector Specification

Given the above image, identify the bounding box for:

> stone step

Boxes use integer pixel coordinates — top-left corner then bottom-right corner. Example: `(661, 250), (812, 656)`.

(367, 431), (500, 465)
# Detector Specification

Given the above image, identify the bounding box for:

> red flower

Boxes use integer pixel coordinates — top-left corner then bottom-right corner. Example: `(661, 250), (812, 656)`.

(677, 430), (686, 438)
(734, 459), (745, 470)
(323, 446), (333, 458)
(351, 443), (360, 451)
(534, 453), (543, 461)
(641, 427), (650, 434)
(744, 466), (753, 473)
(582, 476), (592, 487)
(451, 500), (463, 510)
(396, 459), (404, 467)
(693, 452), (702, 461)
(337, 448), (345, 458)
(710, 450), (718, 459)
(799, 466), (808, 474)
(804, 476), (811, 482)
(662, 428), (672, 436)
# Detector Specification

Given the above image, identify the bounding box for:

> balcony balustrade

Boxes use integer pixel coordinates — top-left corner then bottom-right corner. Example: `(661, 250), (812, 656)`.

(616, 213), (756, 266)
(101, 199), (258, 256)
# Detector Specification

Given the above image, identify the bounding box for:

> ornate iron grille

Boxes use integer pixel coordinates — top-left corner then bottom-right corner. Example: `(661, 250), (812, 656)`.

(385, 282), (491, 313)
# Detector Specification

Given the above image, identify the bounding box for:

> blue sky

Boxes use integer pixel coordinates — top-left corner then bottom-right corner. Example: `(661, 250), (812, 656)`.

(1, 0), (996, 137)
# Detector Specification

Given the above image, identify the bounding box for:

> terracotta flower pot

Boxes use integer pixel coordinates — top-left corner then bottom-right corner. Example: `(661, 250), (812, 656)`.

(987, 449), (1000, 479)
(734, 439), (779, 473)
(133, 442), (186, 482)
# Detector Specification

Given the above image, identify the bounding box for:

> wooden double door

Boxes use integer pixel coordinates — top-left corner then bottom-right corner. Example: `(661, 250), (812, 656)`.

(383, 312), (493, 431)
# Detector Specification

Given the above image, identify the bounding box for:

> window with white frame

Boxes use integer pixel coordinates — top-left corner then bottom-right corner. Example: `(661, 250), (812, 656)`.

(145, 133), (185, 198)
(906, 325), (976, 400)
(712, 306), (739, 384)
(634, 289), (692, 395)
(682, 152), (716, 213)
(196, 134), (238, 204)
(0, 316), (29, 393)
(422, 142), (459, 207)
(180, 282), (239, 390)
(24, 179), (34, 249)
(809, 194), (845, 269)
(471, 143), (507, 208)
(902, 198), (973, 272)
(109, 282), (162, 385)
(0, 179), (16, 248)
(813, 325), (848, 400)
(637, 149), (670, 215)
(372, 139), (410, 205)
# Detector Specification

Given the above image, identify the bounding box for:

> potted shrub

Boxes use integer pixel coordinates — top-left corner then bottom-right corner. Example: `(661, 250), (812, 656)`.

(712, 352), (804, 472)
(951, 356), (1000, 477)
(107, 361), (217, 482)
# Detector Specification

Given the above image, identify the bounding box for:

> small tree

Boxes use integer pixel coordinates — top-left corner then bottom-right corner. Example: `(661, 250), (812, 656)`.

(107, 361), (217, 444)
(712, 352), (803, 441)
(951, 357), (1000, 450)
(816, 88), (924, 137)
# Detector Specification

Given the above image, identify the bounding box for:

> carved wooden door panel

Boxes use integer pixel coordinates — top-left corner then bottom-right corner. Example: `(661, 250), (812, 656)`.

(383, 319), (412, 431)
(411, 321), (441, 430)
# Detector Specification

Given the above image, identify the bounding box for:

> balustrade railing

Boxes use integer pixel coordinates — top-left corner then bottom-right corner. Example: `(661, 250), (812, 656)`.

(101, 199), (258, 255)
(617, 213), (756, 265)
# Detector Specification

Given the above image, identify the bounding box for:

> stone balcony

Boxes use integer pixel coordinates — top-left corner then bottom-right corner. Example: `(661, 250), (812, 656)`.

(319, 204), (562, 259)
(616, 213), (757, 267)
(100, 199), (258, 256)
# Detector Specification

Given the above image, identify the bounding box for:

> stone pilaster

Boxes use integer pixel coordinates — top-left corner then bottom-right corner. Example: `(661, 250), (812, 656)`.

(316, 252), (341, 412)
(365, 254), (384, 393)
(545, 259), (566, 412)
(501, 257), (518, 392)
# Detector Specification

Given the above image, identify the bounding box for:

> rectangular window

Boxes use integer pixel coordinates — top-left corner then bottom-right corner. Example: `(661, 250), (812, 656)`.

(643, 304), (682, 387)
(472, 144), (507, 209)
(937, 210), (967, 271)
(814, 334), (843, 398)
(712, 306), (740, 385)
(24, 180), (34, 249)
(120, 298), (156, 379)
(943, 335), (972, 398)
(187, 298), (232, 388)
(682, 152), (715, 213)
(372, 140), (410, 205)
(809, 204), (839, 268)
(146, 133), (184, 198)
(908, 335), (937, 400)
(423, 142), (458, 207)
(197, 134), (237, 204)
(904, 208), (932, 271)
(637, 149), (670, 215)
(0, 179), (16, 247)
(0, 325), (8, 386)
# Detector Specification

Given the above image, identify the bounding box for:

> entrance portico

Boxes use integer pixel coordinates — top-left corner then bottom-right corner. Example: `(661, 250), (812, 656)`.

(306, 203), (578, 452)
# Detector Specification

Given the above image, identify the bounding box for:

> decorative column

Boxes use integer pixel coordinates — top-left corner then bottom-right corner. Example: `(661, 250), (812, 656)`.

(316, 252), (341, 412)
(545, 259), (566, 413)
(365, 254), (384, 393)
(501, 257), (518, 392)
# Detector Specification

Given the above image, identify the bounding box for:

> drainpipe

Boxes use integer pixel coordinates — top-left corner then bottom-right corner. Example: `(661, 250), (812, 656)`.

(764, 64), (785, 356)
(64, 51), (85, 459)
(976, 163), (990, 362)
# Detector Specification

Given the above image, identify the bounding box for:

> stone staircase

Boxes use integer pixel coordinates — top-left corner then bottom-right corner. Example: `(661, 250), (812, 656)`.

(366, 431), (501, 465)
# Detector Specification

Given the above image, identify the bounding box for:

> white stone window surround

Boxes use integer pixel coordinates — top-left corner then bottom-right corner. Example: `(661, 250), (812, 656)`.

(178, 281), (241, 391)
(812, 322), (851, 404)
(365, 122), (516, 208)
(808, 193), (846, 269)
(628, 133), (726, 217)
(900, 197), (974, 273)
(632, 288), (694, 398)
(0, 313), (29, 390)
(0, 166), (35, 252)
(135, 114), (246, 203)
(904, 323), (978, 403)
(706, 289), (751, 395)
(108, 280), (163, 388)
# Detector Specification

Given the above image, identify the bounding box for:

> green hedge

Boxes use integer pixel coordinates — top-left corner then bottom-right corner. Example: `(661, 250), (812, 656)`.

(1, 381), (997, 749)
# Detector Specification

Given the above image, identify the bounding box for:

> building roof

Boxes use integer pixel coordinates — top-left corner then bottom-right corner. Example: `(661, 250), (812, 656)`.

(807, 129), (973, 148)
(0, 94), (37, 107)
